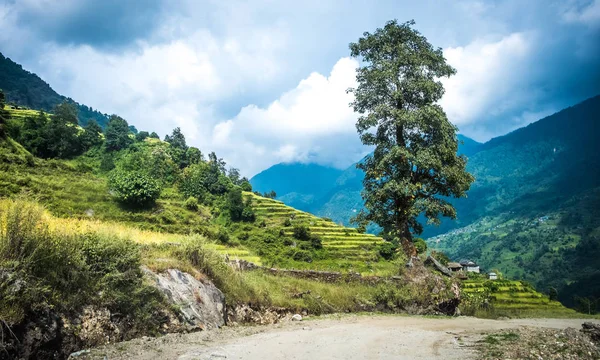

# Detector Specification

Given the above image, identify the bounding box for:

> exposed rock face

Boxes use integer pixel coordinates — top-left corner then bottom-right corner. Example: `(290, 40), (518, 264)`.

(582, 322), (600, 344)
(143, 268), (226, 330)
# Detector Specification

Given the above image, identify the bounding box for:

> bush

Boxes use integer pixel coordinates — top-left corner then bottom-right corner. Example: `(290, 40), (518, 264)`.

(413, 237), (427, 254)
(378, 242), (397, 260)
(184, 196), (199, 211)
(292, 225), (310, 240)
(293, 250), (312, 262)
(283, 218), (292, 227)
(108, 170), (161, 208)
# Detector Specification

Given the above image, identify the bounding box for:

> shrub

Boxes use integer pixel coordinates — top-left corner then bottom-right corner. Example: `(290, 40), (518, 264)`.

(216, 228), (230, 244)
(108, 170), (161, 208)
(292, 225), (310, 240)
(378, 242), (397, 260)
(283, 218), (292, 227)
(184, 196), (199, 211)
(413, 237), (427, 254)
(357, 225), (367, 234)
(293, 250), (312, 262)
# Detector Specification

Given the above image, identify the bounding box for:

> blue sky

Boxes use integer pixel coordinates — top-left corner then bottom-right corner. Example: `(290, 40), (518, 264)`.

(1, 0), (599, 176)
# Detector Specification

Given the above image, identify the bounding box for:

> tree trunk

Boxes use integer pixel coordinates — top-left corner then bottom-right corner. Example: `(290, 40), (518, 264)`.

(399, 222), (417, 258)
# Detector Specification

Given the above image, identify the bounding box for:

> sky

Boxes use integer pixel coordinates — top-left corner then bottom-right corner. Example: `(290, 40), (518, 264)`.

(1, 0), (599, 177)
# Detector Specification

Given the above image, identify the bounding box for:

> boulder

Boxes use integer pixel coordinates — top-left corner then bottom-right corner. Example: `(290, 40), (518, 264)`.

(582, 322), (600, 343)
(291, 314), (303, 321)
(143, 267), (226, 330)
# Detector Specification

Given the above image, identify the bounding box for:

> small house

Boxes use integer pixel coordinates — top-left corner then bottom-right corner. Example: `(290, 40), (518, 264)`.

(460, 260), (480, 273)
(488, 272), (498, 280)
(447, 262), (463, 272)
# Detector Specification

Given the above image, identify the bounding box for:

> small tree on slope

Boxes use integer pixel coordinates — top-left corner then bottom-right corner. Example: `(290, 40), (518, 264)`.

(349, 20), (474, 257)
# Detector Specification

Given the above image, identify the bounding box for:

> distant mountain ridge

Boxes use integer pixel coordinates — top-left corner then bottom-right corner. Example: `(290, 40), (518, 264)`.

(250, 133), (484, 226)
(0, 52), (110, 127)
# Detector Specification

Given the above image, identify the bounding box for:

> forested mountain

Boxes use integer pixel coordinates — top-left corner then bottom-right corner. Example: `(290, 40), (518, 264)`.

(0, 52), (110, 127)
(250, 163), (343, 211)
(250, 133), (483, 225)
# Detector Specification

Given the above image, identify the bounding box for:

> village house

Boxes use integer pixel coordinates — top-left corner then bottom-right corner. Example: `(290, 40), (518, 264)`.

(460, 260), (480, 273)
(447, 262), (463, 272)
(488, 272), (498, 280)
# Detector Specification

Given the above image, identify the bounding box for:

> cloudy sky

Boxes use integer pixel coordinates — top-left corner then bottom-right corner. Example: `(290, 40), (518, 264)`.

(1, 0), (599, 176)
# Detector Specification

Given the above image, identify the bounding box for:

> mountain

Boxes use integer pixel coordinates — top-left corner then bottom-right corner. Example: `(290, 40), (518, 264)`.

(250, 96), (600, 308)
(250, 162), (343, 211)
(0, 52), (110, 127)
(425, 95), (600, 306)
(251, 134), (483, 226)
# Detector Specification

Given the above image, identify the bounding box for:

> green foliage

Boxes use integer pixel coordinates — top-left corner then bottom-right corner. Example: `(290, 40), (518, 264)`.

(186, 146), (203, 165)
(378, 242), (397, 260)
(108, 170), (162, 208)
(292, 225), (310, 240)
(0, 89), (9, 137)
(135, 131), (149, 142)
(104, 115), (133, 151)
(226, 188), (255, 222)
(149, 131), (159, 139)
(413, 238), (427, 254)
(184, 196), (199, 211)
(80, 119), (104, 149)
(0, 200), (168, 327)
(179, 161), (232, 200)
(430, 250), (450, 266)
(348, 20), (474, 254)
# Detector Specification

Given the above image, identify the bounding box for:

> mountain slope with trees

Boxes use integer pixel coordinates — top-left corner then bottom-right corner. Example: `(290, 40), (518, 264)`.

(0, 52), (110, 127)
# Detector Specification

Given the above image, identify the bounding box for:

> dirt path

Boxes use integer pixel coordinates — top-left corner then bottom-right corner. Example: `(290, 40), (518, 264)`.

(83, 315), (596, 360)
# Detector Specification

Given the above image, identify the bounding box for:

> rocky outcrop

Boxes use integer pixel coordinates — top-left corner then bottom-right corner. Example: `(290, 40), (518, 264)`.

(582, 322), (600, 344)
(424, 255), (453, 277)
(143, 268), (226, 330)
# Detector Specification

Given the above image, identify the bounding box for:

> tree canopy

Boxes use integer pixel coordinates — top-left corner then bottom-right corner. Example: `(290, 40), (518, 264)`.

(349, 20), (474, 256)
(105, 115), (133, 151)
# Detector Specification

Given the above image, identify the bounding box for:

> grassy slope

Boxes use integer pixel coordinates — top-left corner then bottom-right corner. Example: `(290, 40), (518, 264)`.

(462, 279), (578, 318)
(0, 136), (581, 318)
(245, 192), (397, 274)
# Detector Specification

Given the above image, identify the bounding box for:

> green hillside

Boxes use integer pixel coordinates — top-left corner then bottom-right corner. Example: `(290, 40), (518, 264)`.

(245, 192), (390, 272)
(462, 279), (578, 318)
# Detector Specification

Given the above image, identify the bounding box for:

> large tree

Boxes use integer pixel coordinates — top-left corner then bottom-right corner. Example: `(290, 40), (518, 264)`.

(349, 20), (474, 257)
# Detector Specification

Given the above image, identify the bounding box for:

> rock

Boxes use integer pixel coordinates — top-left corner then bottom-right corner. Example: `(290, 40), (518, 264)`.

(143, 267), (226, 330)
(291, 314), (303, 321)
(69, 349), (91, 358)
(582, 322), (600, 343)
(424, 255), (453, 277)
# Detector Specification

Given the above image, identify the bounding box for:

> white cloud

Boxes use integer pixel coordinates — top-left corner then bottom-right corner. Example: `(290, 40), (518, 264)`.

(440, 33), (530, 127)
(210, 57), (365, 176)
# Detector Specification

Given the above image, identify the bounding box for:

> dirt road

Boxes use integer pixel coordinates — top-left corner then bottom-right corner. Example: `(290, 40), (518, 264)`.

(84, 315), (595, 360)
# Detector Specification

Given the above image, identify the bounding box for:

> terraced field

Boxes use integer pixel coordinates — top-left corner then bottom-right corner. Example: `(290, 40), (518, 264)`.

(206, 242), (262, 266)
(6, 107), (41, 121)
(245, 192), (388, 268)
(462, 279), (578, 317)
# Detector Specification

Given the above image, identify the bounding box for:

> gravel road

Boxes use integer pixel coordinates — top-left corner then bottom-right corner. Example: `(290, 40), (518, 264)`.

(83, 315), (596, 360)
